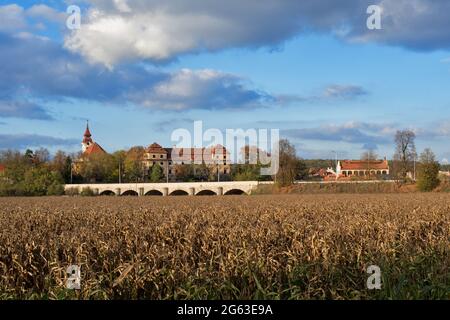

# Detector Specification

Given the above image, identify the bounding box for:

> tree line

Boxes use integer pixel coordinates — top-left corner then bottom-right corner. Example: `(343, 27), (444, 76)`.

(0, 133), (445, 195)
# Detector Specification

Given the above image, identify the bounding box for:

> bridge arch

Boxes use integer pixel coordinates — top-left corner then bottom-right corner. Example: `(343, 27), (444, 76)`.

(169, 190), (189, 196)
(196, 189), (217, 196)
(224, 189), (247, 195)
(99, 190), (115, 196)
(145, 190), (163, 196)
(122, 190), (139, 196)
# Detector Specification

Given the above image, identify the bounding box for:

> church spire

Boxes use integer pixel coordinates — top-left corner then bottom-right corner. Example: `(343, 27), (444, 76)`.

(82, 121), (93, 151)
(84, 120), (92, 139)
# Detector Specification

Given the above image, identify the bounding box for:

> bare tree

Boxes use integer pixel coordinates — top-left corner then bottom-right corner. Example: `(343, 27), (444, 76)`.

(394, 130), (416, 181)
(274, 139), (298, 186)
(361, 149), (378, 178)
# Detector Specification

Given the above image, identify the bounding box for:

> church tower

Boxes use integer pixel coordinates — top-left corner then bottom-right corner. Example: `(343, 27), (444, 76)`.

(82, 121), (93, 152)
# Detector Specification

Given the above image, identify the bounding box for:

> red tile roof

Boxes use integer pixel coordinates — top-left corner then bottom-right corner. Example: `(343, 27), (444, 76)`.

(340, 160), (389, 170)
(147, 143), (167, 154)
(0, 164), (5, 173)
(83, 126), (93, 144)
(83, 142), (107, 156)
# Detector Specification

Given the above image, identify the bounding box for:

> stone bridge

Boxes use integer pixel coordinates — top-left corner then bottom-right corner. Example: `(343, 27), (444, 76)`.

(65, 181), (265, 196)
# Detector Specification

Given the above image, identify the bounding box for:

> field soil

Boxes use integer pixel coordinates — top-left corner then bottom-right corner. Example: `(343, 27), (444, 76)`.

(0, 194), (448, 299)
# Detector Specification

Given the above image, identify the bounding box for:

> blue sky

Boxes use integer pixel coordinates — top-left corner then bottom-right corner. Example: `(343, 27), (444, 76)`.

(1, 0), (450, 161)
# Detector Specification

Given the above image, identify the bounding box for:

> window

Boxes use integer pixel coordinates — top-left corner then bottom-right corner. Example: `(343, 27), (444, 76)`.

(224, 169), (227, 174)
(160, 162), (163, 166)
(160, 155), (163, 158)
(169, 161), (172, 165)
(169, 170), (172, 174)
(152, 155), (156, 158)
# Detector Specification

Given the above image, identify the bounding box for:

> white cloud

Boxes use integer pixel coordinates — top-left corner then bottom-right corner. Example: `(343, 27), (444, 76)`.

(323, 85), (367, 99)
(64, 0), (450, 67)
(0, 4), (27, 33)
(26, 4), (66, 24)
(128, 68), (272, 110)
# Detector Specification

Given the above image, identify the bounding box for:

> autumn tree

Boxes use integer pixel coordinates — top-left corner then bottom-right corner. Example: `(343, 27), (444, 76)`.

(78, 153), (116, 183)
(51, 150), (72, 183)
(124, 146), (145, 182)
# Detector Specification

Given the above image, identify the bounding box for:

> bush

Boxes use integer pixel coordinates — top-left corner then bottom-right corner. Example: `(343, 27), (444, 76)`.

(47, 183), (65, 196)
(65, 187), (80, 196)
(80, 187), (95, 196)
(417, 164), (440, 192)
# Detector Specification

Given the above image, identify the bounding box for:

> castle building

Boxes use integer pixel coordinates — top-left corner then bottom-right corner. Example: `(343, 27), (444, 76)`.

(143, 143), (231, 181)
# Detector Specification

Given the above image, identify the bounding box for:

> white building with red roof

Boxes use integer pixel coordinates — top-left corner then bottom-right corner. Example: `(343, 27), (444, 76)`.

(336, 159), (389, 177)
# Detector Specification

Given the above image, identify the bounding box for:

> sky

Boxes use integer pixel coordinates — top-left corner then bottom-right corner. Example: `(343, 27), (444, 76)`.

(1, 0), (450, 161)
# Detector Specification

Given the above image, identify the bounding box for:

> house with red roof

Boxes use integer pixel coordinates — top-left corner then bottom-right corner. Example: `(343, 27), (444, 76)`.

(0, 164), (5, 176)
(336, 159), (389, 177)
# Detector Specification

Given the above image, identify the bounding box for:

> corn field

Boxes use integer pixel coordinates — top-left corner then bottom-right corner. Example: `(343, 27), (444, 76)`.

(0, 194), (448, 299)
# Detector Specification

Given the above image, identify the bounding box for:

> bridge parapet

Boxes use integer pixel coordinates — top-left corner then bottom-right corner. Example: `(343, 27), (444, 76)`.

(64, 181), (264, 196)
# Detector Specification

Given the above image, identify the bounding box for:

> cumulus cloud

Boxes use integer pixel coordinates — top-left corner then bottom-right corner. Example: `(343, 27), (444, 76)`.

(0, 133), (78, 149)
(26, 4), (66, 24)
(0, 32), (275, 114)
(64, 0), (450, 66)
(128, 69), (273, 110)
(0, 4), (27, 33)
(0, 4), (65, 35)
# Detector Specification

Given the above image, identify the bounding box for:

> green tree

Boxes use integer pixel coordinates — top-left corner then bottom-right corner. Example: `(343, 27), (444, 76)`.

(23, 167), (64, 196)
(150, 163), (164, 182)
(417, 148), (440, 192)
(295, 159), (308, 180)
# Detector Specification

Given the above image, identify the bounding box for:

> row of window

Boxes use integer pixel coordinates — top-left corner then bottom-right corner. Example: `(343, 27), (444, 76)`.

(148, 161), (228, 166)
(150, 169), (228, 175)
(342, 170), (388, 176)
(149, 154), (227, 160)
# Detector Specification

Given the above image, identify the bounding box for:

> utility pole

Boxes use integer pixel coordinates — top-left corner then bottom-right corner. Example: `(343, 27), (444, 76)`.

(118, 161), (122, 184)
(413, 154), (416, 181)
(217, 155), (220, 182)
